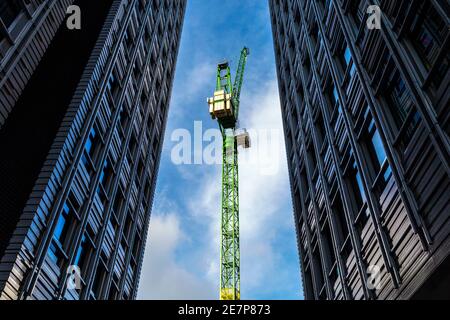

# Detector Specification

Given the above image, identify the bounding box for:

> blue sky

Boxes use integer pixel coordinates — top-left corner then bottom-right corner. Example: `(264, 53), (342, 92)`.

(137, 0), (303, 300)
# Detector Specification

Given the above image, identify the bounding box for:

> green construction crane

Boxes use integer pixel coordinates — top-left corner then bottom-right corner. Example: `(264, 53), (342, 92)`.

(207, 47), (250, 300)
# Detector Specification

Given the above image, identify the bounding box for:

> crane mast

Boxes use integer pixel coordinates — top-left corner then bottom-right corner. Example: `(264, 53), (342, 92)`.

(207, 47), (250, 300)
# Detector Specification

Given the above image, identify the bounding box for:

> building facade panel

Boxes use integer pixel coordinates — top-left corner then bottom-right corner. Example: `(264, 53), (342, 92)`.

(0, 0), (186, 300)
(269, 0), (449, 299)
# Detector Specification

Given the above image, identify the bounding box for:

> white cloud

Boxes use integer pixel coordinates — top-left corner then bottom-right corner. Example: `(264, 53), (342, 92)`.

(137, 211), (216, 299)
(238, 81), (294, 293)
(186, 62), (217, 98)
(169, 60), (216, 126)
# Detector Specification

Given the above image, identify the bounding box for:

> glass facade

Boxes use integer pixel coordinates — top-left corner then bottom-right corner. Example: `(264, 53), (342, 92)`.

(270, 0), (450, 299)
(0, 0), (186, 300)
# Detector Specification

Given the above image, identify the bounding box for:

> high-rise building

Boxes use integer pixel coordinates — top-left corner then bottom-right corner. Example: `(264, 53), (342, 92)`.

(269, 0), (449, 299)
(0, 0), (186, 300)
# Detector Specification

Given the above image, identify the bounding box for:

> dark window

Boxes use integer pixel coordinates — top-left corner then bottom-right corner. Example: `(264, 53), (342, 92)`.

(99, 159), (113, 192)
(304, 268), (314, 299)
(312, 246), (325, 299)
(348, 158), (370, 232)
(329, 84), (342, 118)
(112, 188), (125, 218)
(346, 156), (366, 213)
(332, 194), (350, 246)
(293, 5), (301, 31)
(144, 25), (151, 47)
(315, 112), (326, 146)
(123, 213), (133, 243)
(132, 236), (141, 257)
(74, 235), (92, 275)
(344, 47), (352, 66)
(323, 221), (338, 290)
(348, 0), (365, 27)
(136, 156), (145, 182)
(54, 203), (72, 244)
(0, 0), (22, 28)
(333, 86), (339, 104)
(107, 73), (119, 98)
(48, 200), (77, 267)
(140, 91), (149, 109)
(385, 71), (421, 146)
(108, 283), (119, 300)
(368, 120), (392, 181)
(128, 134), (138, 157)
(47, 242), (65, 267)
(96, 185), (108, 207)
(307, 145), (317, 173)
(92, 262), (107, 299)
(363, 118), (394, 201)
(322, 221), (336, 266)
(363, 118), (388, 171)
(386, 72), (412, 127)
(369, 122), (386, 167)
(354, 162), (366, 205)
(410, 3), (447, 71)
(85, 127), (101, 160)
(81, 151), (94, 177)
(118, 107), (130, 133)
(81, 127), (103, 176)
(342, 46), (356, 77)
(144, 177), (152, 203)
